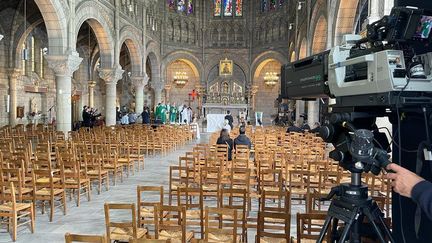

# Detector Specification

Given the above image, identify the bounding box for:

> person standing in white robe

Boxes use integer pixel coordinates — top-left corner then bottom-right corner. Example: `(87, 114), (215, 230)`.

(181, 105), (189, 124)
(190, 118), (201, 140)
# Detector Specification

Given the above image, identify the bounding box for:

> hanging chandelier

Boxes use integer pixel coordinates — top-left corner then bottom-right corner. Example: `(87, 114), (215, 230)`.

(174, 71), (188, 87)
(263, 72), (279, 86)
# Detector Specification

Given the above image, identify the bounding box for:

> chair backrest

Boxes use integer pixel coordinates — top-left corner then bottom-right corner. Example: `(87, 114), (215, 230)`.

(296, 213), (329, 242)
(137, 186), (164, 208)
(256, 211), (291, 243)
(204, 207), (237, 242)
(104, 203), (138, 241)
(156, 205), (186, 242)
(306, 192), (329, 214)
(64, 233), (107, 243)
(260, 190), (290, 214)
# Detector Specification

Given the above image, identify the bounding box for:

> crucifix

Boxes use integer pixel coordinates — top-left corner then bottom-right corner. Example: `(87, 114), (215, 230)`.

(185, 89), (198, 107)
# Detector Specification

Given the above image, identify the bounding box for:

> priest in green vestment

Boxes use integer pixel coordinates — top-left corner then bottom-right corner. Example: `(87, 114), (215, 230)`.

(155, 102), (167, 124)
(170, 102), (178, 124)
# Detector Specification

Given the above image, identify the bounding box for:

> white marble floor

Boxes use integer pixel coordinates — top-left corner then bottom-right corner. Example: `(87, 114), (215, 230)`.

(0, 133), (304, 243)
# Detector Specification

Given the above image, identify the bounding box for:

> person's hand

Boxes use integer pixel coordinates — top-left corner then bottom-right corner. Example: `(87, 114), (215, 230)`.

(385, 163), (425, 198)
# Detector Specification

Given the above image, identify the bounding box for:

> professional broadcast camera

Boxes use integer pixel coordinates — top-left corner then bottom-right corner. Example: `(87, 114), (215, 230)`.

(281, 6), (432, 171)
(281, 6), (432, 242)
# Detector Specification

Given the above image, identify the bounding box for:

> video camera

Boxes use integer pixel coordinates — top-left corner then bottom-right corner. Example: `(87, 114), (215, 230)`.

(280, 6), (432, 173)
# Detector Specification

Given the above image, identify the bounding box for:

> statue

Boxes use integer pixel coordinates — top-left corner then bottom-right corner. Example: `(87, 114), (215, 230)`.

(30, 98), (38, 113)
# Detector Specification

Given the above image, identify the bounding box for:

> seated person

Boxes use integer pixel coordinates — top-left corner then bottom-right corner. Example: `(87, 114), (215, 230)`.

(286, 121), (304, 133)
(234, 126), (252, 149)
(301, 122), (311, 131)
(216, 129), (233, 161)
(310, 122), (321, 133)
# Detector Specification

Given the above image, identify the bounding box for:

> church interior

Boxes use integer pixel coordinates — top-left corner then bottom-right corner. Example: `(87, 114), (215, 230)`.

(0, 0), (431, 242)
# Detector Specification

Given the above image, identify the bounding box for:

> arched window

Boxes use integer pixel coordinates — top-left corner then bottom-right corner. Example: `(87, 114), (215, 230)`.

(168, 0), (194, 15)
(261, 0), (284, 12)
(214, 0), (243, 17)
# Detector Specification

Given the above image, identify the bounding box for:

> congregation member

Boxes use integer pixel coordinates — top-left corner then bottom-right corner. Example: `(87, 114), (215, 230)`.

(216, 128), (233, 161)
(224, 110), (234, 129)
(310, 122), (321, 133)
(116, 107), (121, 124)
(142, 106), (150, 124)
(234, 126), (252, 149)
(128, 111), (137, 125)
(287, 121), (304, 133)
(121, 113), (129, 125)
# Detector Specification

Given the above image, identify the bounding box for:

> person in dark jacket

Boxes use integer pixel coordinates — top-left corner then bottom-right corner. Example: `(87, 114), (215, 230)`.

(224, 110), (234, 129)
(216, 129), (233, 161)
(310, 122), (321, 133)
(386, 163), (432, 221)
(286, 121), (304, 133)
(142, 106), (150, 124)
(234, 126), (252, 149)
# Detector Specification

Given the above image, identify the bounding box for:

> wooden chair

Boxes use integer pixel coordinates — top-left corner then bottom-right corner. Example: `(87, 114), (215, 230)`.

(306, 192), (329, 214)
(117, 143), (135, 176)
(58, 152), (91, 206)
(65, 233), (106, 243)
(296, 213), (330, 242)
(130, 239), (171, 243)
(288, 170), (311, 203)
(156, 205), (194, 242)
(104, 203), (147, 242)
(33, 169), (67, 222)
(168, 166), (190, 205)
(102, 146), (123, 186)
(203, 207), (238, 242)
(199, 167), (221, 202)
(177, 187), (204, 238)
(85, 154), (109, 194)
(219, 188), (248, 242)
(137, 186), (164, 228)
(256, 211), (291, 243)
(0, 181), (35, 241)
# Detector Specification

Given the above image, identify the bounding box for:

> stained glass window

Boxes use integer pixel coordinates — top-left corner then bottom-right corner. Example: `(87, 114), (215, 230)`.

(235, 0), (243, 16)
(214, 0), (222, 16)
(261, 0), (284, 12)
(167, 0), (194, 14)
(215, 0), (242, 17)
(224, 0), (233, 16)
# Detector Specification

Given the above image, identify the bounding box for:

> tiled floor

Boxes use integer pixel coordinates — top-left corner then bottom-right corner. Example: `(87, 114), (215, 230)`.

(0, 133), (304, 243)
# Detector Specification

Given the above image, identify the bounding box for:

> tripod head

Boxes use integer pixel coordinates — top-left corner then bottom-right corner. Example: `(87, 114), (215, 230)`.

(320, 111), (391, 176)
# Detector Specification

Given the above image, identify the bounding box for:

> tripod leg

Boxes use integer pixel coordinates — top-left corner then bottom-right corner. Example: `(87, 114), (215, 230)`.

(331, 218), (339, 242)
(364, 207), (395, 243)
(338, 215), (355, 243)
(317, 215), (333, 243)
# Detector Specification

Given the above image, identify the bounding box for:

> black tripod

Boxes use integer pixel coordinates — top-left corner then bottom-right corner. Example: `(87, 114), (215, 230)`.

(317, 172), (395, 243)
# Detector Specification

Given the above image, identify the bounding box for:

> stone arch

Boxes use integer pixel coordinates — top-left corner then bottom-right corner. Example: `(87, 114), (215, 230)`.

(13, 18), (45, 68)
(308, 0), (327, 51)
(75, 4), (114, 68)
(251, 51), (287, 80)
(161, 51), (203, 83)
(299, 38), (308, 59)
(334, 0), (360, 44)
(119, 26), (143, 75)
(145, 40), (161, 84)
(311, 15), (328, 54)
(34, 0), (68, 55)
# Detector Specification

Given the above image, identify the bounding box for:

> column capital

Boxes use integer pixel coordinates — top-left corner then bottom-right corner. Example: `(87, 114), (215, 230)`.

(7, 68), (21, 79)
(130, 76), (147, 88)
(45, 54), (82, 77)
(152, 82), (164, 92)
(98, 67), (124, 85)
(88, 80), (97, 88)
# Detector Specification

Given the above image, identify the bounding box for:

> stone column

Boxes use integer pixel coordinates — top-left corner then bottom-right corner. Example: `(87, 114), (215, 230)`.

(164, 84), (172, 103)
(88, 81), (97, 108)
(131, 74), (148, 115)
(251, 85), (259, 110)
(99, 67), (124, 126)
(8, 69), (20, 126)
(45, 54), (83, 134)
(307, 100), (319, 127)
(367, 0), (381, 24)
(153, 82), (163, 106)
(295, 101), (305, 124)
